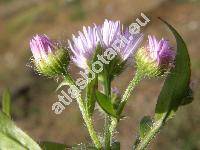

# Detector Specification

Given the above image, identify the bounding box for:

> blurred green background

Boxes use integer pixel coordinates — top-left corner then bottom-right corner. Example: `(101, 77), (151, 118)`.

(0, 0), (200, 149)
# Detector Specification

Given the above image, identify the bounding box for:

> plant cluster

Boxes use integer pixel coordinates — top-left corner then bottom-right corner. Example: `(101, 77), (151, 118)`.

(0, 18), (192, 150)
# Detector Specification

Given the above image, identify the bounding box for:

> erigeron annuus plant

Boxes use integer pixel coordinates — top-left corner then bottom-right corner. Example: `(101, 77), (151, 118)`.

(0, 18), (192, 150)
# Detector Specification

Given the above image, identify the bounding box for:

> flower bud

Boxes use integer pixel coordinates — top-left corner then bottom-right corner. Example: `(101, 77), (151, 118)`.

(135, 35), (175, 77)
(30, 34), (70, 77)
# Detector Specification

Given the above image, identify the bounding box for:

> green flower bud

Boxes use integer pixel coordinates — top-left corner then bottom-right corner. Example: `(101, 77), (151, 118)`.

(30, 35), (70, 77)
(135, 35), (175, 78)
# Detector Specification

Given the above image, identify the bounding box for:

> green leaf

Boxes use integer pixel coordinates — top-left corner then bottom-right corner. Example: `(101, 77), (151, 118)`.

(40, 142), (97, 150)
(71, 143), (97, 150)
(86, 77), (98, 116)
(0, 132), (26, 149)
(133, 19), (192, 150)
(155, 18), (191, 121)
(40, 141), (68, 150)
(139, 116), (153, 139)
(86, 45), (102, 116)
(96, 91), (117, 118)
(0, 111), (41, 150)
(180, 87), (193, 106)
(2, 88), (11, 118)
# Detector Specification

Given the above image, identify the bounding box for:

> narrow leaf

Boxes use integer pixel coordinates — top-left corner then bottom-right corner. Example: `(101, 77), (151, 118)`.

(40, 141), (68, 150)
(155, 18), (191, 121)
(133, 19), (192, 150)
(71, 143), (97, 149)
(2, 88), (11, 118)
(96, 91), (117, 118)
(0, 132), (26, 149)
(86, 45), (102, 116)
(0, 111), (41, 150)
(86, 77), (98, 116)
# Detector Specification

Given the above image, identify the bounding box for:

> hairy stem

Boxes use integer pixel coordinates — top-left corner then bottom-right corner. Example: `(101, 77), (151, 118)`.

(109, 70), (143, 138)
(64, 74), (102, 149)
(104, 115), (111, 149)
(76, 97), (102, 149)
(103, 74), (112, 149)
(134, 120), (163, 150)
(117, 70), (143, 115)
(109, 117), (118, 138)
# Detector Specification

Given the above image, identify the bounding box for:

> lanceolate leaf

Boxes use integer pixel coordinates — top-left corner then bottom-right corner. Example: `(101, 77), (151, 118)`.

(2, 88), (11, 118)
(71, 143), (97, 150)
(133, 19), (192, 150)
(86, 77), (98, 116)
(0, 132), (25, 149)
(86, 45), (102, 116)
(0, 111), (41, 150)
(96, 91), (117, 118)
(155, 18), (191, 121)
(40, 141), (68, 150)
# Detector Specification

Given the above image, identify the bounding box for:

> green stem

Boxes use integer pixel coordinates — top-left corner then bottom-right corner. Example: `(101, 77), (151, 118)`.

(134, 120), (163, 150)
(109, 70), (143, 139)
(76, 97), (102, 149)
(117, 70), (143, 115)
(104, 115), (111, 149)
(109, 117), (117, 138)
(103, 74), (112, 149)
(135, 111), (169, 150)
(64, 74), (102, 149)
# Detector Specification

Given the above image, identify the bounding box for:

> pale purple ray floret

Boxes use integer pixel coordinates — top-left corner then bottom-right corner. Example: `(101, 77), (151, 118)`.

(98, 20), (143, 61)
(147, 35), (176, 66)
(98, 19), (121, 48)
(118, 29), (143, 61)
(68, 19), (143, 69)
(30, 34), (54, 63)
(68, 25), (100, 69)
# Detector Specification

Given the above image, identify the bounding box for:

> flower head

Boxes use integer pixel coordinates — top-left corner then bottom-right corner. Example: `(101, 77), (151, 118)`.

(68, 19), (143, 70)
(135, 35), (175, 77)
(30, 34), (70, 76)
(30, 35), (54, 63)
(98, 20), (143, 61)
(147, 35), (175, 67)
(68, 26), (100, 69)
(99, 19), (121, 48)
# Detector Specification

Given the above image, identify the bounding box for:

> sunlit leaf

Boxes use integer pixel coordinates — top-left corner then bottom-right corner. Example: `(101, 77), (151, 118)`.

(71, 143), (97, 150)
(0, 111), (41, 150)
(2, 88), (11, 118)
(40, 141), (68, 150)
